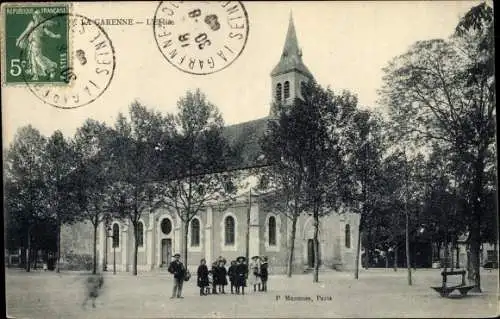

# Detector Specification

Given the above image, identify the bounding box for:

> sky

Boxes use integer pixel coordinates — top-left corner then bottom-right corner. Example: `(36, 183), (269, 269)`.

(2, 1), (480, 145)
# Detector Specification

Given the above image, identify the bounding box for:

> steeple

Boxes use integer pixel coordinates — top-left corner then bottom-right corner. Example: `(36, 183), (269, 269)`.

(271, 12), (313, 78)
(270, 13), (313, 109)
(282, 12), (300, 58)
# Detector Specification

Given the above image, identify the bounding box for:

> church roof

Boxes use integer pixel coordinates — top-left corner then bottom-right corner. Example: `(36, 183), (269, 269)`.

(270, 14), (313, 78)
(222, 116), (269, 170)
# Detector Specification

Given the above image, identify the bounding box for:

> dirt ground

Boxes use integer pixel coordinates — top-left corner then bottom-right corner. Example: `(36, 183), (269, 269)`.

(5, 267), (499, 318)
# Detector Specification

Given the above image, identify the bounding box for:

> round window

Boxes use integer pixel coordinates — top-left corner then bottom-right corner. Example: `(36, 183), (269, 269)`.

(161, 218), (172, 235)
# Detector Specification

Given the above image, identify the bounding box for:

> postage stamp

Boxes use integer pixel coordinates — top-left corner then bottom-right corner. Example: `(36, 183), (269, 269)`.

(2, 3), (70, 85)
(24, 13), (115, 109)
(153, 1), (249, 75)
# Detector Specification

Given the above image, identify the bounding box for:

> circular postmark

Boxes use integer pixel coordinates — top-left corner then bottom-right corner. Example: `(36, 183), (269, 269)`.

(21, 13), (116, 109)
(153, 1), (249, 75)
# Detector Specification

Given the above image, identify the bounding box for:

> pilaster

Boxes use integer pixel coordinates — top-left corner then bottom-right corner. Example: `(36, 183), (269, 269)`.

(174, 219), (181, 254)
(249, 203), (260, 257)
(98, 222), (105, 268)
(147, 212), (154, 269)
(122, 221), (128, 272)
(287, 215), (292, 248)
(205, 207), (213, 263)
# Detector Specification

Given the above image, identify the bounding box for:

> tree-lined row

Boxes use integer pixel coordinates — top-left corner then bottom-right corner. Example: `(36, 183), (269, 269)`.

(379, 2), (495, 290)
(5, 91), (243, 275)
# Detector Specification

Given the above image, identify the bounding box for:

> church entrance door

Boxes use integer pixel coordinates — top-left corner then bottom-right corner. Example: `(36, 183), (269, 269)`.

(161, 238), (172, 266)
(307, 239), (315, 268)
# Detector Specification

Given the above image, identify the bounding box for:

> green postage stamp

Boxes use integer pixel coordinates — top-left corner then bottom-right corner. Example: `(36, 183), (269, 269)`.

(2, 3), (70, 84)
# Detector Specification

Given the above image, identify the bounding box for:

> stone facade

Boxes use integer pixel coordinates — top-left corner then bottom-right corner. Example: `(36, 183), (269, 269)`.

(61, 196), (360, 273)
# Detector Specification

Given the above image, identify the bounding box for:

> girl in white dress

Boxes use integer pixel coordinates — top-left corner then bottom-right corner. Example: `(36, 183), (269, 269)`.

(249, 256), (261, 292)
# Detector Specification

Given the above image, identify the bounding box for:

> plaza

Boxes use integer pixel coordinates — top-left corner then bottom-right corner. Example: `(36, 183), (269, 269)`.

(5, 268), (499, 318)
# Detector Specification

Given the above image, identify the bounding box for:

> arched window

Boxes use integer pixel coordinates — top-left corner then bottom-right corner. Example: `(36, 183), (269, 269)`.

(284, 81), (290, 99)
(191, 218), (200, 247)
(268, 216), (276, 246)
(161, 218), (172, 235)
(276, 83), (282, 101)
(345, 224), (351, 248)
(136, 222), (144, 247)
(225, 216), (235, 245)
(112, 224), (120, 248)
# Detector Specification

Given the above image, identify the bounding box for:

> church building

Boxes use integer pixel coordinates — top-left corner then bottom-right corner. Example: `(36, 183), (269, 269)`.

(61, 16), (360, 274)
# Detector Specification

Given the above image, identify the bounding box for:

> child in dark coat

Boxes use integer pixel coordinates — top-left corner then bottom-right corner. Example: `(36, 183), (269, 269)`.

(260, 256), (269, 292)
(228, 260), (237, 294)
(216, 259), (228, 294)
(235, 256), (248, 295)
(210, 261), (218, 294)
(197, 259), (209, 296)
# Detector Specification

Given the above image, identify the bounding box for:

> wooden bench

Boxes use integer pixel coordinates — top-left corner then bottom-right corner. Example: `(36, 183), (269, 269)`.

(431, 270), (475, 297)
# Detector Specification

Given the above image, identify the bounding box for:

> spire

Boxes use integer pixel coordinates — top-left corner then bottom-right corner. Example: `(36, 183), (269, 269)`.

(282, 12), (300, 58)
(271, 12), (312, 78)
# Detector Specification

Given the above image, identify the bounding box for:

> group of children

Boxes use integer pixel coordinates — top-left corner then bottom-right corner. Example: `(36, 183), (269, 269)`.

(197, 255), (269, 296)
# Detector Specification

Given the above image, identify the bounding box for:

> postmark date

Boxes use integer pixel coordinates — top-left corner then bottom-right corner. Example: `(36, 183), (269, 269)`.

(153, 1), (249, 75)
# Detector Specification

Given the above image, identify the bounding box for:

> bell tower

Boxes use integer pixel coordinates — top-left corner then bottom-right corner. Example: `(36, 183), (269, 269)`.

(270, 13), (313, 109)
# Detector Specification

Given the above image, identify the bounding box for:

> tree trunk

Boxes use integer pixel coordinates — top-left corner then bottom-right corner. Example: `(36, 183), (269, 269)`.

(33, 244), (38, 270)
(93, 221), (98, 274)
(468, 225), (482, 292)
(183, 219), (189, 268)
(103, 224), (108, 272)
(26, 227), (31, 272)
(405, 211), (412, 285)
(468, 150), (486, 291)
(466, 242), (471, 271)
(393, 245), (398, 272)
(56, 222), (61, 273)
(287, 215), (298, 277)
(133, 241), (138, 276)
(133, 221), (138, 276)
(354, 227), (362, 279)
(385, 250), (389, 269)
(21, 248), (26, 269)
(431, 242), (435, 266)
(313, 211), (319, 283)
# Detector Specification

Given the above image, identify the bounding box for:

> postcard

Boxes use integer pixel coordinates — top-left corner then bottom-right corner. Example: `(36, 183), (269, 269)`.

(2, 1), (497, 319)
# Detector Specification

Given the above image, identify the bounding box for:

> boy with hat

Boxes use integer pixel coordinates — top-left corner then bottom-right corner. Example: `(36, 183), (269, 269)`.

(168, 253), (186, 299)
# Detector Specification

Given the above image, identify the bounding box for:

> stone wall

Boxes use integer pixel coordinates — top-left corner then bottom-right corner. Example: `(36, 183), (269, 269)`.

(61, 203), (360, 273)
(60, 221), (95, 258)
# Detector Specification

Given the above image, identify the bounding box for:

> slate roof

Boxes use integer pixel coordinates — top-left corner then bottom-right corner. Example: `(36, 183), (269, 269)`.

(222, 116), (270, 170)
(270, 14), (313, 78)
